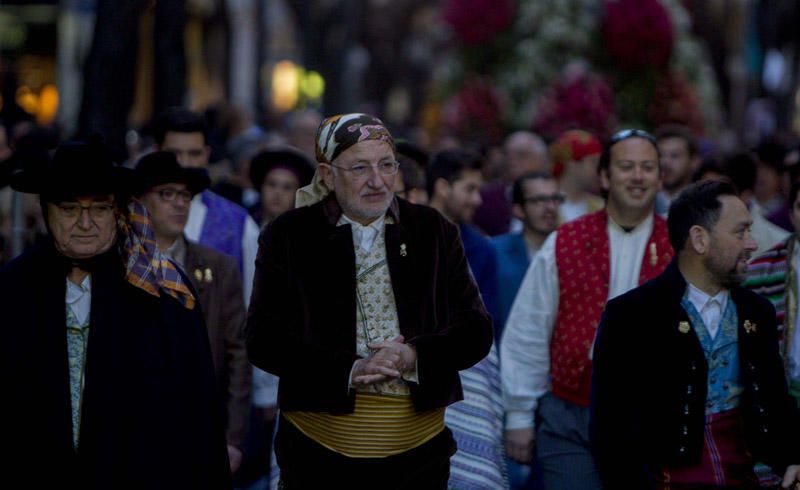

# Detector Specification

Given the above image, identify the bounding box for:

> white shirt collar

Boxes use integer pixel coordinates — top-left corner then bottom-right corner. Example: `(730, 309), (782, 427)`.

(66, 274), (92, 326)
(607, 212), (654, 237)
(338, 214), (386, 252)
(686, 283), (729, 310)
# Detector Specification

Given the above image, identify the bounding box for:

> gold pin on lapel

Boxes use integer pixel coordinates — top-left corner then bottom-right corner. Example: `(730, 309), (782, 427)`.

(650, 243), (658, 266)
(194, 269), (203, 282)
(744, 320), (757, 334)
(400, 243), (407, 257)
(678, 321), (691, 334)
(204, 268), (213, 283)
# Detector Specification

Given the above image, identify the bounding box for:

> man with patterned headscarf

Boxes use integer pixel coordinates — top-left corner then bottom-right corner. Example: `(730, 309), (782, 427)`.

(0, 139), (231, 487)
(246, 113), (493, 488)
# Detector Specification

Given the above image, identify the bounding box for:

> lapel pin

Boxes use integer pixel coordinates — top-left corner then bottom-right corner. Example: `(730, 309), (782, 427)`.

(678, 321), (691, 334)
(194, 269), (203, 282)
(400, 243), (407, 257)
(204, 268), (213, 283)
(744, 320), (757, 334)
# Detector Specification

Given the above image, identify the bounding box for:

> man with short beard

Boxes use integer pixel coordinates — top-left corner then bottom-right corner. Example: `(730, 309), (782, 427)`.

(592, 179), (800, 489)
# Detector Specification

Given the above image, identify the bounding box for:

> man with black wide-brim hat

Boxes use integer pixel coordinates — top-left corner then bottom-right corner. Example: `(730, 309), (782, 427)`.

(0, 139), (231, 488)
(135, 150), (251, 476)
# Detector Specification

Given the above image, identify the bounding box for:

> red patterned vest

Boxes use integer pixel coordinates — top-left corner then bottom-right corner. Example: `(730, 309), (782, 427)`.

(551, 211), (673, 406)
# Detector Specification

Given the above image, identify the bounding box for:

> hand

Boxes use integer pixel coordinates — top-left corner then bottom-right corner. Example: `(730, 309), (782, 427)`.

(782, 464), (800, 488)
(259, 405), (278, 423)
(227, 444), (243, 473)
(367, 335), (417, 373)
(351, 354), (401, 387)
(505, 428), (535, 465)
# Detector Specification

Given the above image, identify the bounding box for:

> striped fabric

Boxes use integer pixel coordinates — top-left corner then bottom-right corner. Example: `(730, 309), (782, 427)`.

(656, 409), (758, 488)
(282, 394), (445, 458)
(742, 237), (794, 488)
(119, 199), (196, 310)
(446, 343), (509, 489)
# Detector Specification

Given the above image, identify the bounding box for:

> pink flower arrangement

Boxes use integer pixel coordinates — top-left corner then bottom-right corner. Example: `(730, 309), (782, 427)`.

(442, 0), (514, 47)
(533, 68), (616, 141)
(602, 0), (674, 70)
(442, 77), (504, 144)
(648, 72), (704, 134)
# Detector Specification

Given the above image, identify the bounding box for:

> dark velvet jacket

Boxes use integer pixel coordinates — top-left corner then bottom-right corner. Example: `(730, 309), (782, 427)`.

(0, 242), (231, 489)
(246, 195), (494, 414)
(590, 260), (800, 489)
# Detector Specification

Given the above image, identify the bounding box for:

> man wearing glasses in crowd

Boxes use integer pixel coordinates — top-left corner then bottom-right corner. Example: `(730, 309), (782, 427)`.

(492, 171), (561, 342)
(246, 113), (492, 488)
(501, 129), (675, 490)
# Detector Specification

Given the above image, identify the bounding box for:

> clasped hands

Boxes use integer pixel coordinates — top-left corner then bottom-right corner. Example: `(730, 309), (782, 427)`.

(351, 335), (416, 387)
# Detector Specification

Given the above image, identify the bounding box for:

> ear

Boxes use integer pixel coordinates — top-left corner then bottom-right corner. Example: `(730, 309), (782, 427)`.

(318, 163), (335, 191)
(688, 224), (709, 254)
(433, 177), (450, 201)
(511, 203), (525, 221)
(599, 167), (610, 193)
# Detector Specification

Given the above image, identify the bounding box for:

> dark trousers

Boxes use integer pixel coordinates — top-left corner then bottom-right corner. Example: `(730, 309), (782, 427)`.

(275, 415), (456, 489)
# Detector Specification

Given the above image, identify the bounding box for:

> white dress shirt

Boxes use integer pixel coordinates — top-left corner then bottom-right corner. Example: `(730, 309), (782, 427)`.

(501, 214), (654, 431)
(338, 214), (386, 252)
(686, 283), (729, 340)
(185, 193), (260, 307)
(66, 274), (92, 326)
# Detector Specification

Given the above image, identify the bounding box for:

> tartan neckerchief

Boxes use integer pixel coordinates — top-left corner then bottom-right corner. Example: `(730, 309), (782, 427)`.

(119, 198), (196, 310)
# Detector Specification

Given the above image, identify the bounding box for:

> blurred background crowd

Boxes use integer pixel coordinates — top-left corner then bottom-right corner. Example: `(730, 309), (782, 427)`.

(1, 0), (800, 263)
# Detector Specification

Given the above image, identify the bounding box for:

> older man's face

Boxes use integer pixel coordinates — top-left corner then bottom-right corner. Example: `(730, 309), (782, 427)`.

(320, 140), (397, 225)
(47, 194), (118, 259)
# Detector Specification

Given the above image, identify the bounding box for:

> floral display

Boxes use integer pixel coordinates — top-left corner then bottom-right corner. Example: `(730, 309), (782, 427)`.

(601, 0), (674, 70)
(441, 76), (505, 145)
(442, 0), (515, 47)
(532, 65), (616, 141)
(432, 0), (722, 140)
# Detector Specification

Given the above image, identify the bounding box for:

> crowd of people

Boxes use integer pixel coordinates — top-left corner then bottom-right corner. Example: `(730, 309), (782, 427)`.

(2, 107), (800, 490)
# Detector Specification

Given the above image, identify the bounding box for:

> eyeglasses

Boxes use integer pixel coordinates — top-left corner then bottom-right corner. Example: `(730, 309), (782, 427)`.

(330, 161), (400, 178)
(609, 129), (657, 145)
(523, 194), (565, 205)
(157, 187), (193, 202)
(56, 202), (115, 220)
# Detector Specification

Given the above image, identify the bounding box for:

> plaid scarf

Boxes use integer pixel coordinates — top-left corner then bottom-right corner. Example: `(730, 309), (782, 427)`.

(119, 199), (196, 310)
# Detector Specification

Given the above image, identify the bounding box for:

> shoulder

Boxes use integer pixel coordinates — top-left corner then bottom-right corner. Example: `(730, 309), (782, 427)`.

(744, 239), (792, 286)
(491, 232), (522, 251)
(203, 190), (249, 218)
(732, 285), (777, 316)
(606, 266), (675, 312)
(0, 245), (49, 284)
(557, 209), (604, 234)
(749, 239), (790, 266)
(186, 241), (238, 269)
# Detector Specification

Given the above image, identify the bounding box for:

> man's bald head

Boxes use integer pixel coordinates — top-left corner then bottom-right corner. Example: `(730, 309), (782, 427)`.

(504, 131), (549, 182)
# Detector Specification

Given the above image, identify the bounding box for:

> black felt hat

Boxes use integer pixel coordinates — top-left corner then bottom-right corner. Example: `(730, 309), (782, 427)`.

(134, 151), (211, 196)
(10, 137), (134, 198)
(249, 147), (315, 190)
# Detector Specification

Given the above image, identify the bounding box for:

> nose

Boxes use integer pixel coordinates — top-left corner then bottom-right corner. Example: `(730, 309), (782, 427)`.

(744, 233), (758, 252)
(78, 208), (93, 229)
(632, 164), (644, 181)
(366, 166), (384, 187)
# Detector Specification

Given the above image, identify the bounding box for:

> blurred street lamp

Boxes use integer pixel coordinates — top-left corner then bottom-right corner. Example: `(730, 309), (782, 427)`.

(270, 59), (325, 113)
